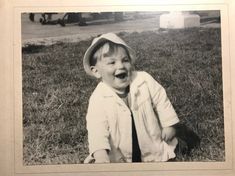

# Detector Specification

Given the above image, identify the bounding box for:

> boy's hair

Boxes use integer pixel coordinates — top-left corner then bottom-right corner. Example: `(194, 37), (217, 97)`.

(90, 41), (131, 66)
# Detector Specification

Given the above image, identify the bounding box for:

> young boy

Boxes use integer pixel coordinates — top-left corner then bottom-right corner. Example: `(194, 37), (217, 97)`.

(83, 33), (179, 163)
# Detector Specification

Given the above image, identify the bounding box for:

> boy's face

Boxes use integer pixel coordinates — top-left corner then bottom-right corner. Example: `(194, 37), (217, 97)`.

(91, 46), (132, 93)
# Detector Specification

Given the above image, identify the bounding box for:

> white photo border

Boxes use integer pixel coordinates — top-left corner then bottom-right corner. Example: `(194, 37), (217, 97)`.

(5, 1), (234, 176)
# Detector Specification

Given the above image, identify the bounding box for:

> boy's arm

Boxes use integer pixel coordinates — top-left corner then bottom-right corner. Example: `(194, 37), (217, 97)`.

(143, 71), (179, 128)
(86, 95), (111, 161)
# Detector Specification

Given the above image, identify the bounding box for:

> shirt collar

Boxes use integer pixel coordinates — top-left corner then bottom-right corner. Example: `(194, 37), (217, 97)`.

(97, 82), (119, 98)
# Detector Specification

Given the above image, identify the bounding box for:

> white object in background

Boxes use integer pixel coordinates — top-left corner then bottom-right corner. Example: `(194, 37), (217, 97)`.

(160, 11), (200, 29)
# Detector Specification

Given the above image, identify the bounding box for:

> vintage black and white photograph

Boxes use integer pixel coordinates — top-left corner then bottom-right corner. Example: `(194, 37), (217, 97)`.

(21, 10), (224, 166)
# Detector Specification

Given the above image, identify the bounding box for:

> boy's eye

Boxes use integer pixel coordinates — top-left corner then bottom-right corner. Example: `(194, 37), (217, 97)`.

(123, 58), (130, 62)
(107, 61), (115, 65)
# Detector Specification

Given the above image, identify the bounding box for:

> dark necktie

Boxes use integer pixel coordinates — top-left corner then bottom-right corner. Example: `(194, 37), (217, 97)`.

(131, 113), (142, 162)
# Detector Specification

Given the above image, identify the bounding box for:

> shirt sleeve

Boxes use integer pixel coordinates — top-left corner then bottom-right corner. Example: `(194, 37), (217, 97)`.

(86, 94), (111, 155)
(143, 71), (180, 128)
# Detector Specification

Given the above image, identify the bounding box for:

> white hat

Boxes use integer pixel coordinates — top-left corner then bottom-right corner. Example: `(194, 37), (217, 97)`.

(83, 33), (136, 77)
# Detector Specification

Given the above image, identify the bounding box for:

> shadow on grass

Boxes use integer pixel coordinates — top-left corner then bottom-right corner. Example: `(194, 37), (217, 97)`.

(175, 123), (201, 156)
(22, 44), (46, 54)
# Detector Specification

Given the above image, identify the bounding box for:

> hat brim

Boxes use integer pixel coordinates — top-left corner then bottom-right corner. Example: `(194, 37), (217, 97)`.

(83, 33), (136, 77)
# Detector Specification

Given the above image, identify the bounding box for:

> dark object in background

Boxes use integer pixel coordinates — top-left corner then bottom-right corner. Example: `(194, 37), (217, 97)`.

(29, 12), (124, 27)
(39, 13), (58, 25)
(175, 123), (201, 155)
(58, 12), (123, 27)
(58, 13), (87, 27)
(29, 13), (35, 22)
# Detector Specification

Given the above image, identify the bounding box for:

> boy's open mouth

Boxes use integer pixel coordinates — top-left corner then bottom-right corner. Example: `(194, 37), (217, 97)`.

(115, 72), (127, 79)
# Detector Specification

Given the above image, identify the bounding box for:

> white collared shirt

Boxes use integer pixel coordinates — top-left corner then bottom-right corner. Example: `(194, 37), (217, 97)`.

(85, 71), (179, 163)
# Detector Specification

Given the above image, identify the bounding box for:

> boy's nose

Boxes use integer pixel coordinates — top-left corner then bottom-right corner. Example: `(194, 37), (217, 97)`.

(116, 61), (124, 69)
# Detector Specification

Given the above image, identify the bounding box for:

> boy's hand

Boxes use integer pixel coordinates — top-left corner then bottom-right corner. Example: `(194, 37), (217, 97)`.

(161, 126), (176, 143)
(93, 149), (110, 163)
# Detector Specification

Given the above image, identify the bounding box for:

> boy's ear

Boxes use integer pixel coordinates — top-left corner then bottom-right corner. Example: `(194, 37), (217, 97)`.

(90, 66), (101, 79)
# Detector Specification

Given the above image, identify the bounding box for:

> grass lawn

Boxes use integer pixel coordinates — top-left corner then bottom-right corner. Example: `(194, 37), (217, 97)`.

(22, 27), (224, 165)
